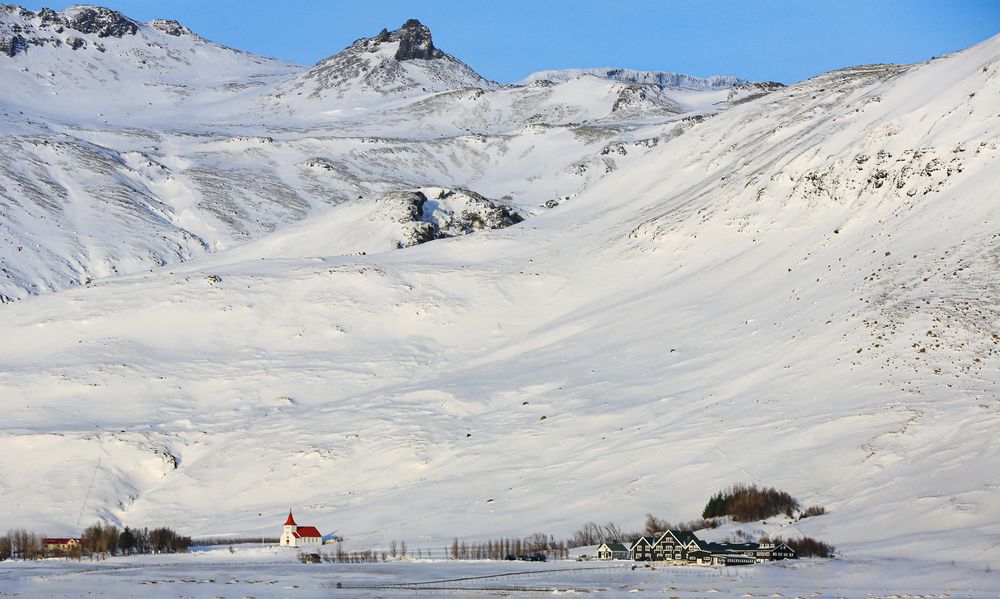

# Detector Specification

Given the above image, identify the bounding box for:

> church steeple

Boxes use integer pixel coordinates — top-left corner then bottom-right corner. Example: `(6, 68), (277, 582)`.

(284, 510), (297, 527)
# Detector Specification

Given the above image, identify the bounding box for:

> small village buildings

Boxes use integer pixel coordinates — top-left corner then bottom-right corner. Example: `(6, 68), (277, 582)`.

(42, 538), (80, 553)
(743, 542), (796, 562)
(629, 535), (658, 561)
(628, 530), (699, 562)
(604, 529), (797, 566)
(596, 541), (631, 559)
(279, 511), (323, 548)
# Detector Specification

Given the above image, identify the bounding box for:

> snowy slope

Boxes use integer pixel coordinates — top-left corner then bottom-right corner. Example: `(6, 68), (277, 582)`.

(0, 5), (299, 124)
(0, 10), (763, 301)
(522, 66), (749, 87)
(2, 5), (998, 575)
(261, 18), (492, 112)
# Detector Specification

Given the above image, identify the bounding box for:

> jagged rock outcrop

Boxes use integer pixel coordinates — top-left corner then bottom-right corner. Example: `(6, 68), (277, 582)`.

(284, 18), (491, 98)
(37, 7), (63, 29)
(149, 19), (191, 37)
(373, 188), (524, 248)
(66, 6), (138, 38)
(393, 19), (443, 61)
(0, 5), (140, 59)
(65, 35), (85, 50)
(611, 84), (683, 117)
(0, 31), (25, 56)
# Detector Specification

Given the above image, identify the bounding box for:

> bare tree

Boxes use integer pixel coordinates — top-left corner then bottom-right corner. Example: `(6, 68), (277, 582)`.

(0, 533), (11, 561)
(644, 513), (671, 535)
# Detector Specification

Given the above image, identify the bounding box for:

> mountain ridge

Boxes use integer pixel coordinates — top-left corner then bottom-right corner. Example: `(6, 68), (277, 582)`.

(0, 5), (770, 301)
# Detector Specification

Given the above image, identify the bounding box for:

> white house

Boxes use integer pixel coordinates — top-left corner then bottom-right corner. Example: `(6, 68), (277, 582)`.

(279, 510), (323, 548)
(596, 541), (631, 560)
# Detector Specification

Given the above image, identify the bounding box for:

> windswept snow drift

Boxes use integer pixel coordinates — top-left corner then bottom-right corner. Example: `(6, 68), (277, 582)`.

(0, 4), (999, 574)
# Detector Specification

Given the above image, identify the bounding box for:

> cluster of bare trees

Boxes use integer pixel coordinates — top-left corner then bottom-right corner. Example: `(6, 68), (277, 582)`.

(298, 546), (448, 563)
(0, 530), (45, 560)
(0, 522), (193, 562)
(642, 514), (717, 536)
(79, 522), (191, 558)
(568, 522), (638, 548)
(448, 533), (569, 560)
(566, 514), (720, 549)
(299, 533), (573, 564)
(309, 547), (387, 563)
(193, 536), (280, 546)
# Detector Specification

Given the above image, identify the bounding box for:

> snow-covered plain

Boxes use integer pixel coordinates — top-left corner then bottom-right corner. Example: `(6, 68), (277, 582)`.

(1, 4), (1000, 595)
(1, 545), (998, 598)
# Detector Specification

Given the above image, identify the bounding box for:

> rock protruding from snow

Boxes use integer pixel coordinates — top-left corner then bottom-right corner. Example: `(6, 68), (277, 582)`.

(63, 6), (139, 38)
(522, 67), (753, 89)
(611, 84), (683, 117)
(0, 32), (25, 56)
(277, 19), (492, 100)
(373, 188), (524, 248)
(149, 19), (191, 37)
(392, 19), (443, 61)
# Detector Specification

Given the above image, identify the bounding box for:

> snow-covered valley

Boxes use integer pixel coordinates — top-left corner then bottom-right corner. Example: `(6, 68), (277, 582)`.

(1, 5), (999, 592)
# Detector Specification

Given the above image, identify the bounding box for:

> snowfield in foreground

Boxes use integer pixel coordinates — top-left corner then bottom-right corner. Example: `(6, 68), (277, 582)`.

(0, 546), (998, 598)
(1, 4), (1000, 589)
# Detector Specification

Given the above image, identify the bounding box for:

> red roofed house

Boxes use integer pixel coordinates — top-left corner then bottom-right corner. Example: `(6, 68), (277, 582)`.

(43, 537), (81, 553)
(279, 510), (323, 548)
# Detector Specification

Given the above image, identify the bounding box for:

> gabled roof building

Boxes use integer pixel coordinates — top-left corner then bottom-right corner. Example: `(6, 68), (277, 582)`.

(625, 529), (797, 565)
(596, 541), (631, 560)
(279, 510), (323, 548)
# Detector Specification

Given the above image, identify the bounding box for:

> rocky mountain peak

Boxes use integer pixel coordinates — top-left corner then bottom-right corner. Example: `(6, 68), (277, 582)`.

(391, 18), (442, 61)
(351, 18), (443, 61)
(63, 5), (139, 38)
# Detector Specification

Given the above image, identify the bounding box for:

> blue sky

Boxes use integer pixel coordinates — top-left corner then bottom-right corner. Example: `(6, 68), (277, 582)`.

(20, 1), (1000, 83)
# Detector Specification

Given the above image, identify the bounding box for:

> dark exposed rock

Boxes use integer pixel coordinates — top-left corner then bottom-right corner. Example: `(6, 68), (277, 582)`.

(67, 7), (138, 38)
(65, 36), (86, 50)
(37, 8), (65, 28)
(0, 33), (26, 57)
(393, 190), (428, 222)
(150, 19), (191, 37)
(297, 16), (489, 97)
(406, 221), (438, 247)
(0, 5), (32, 18)
(392, 19), (443, 61)
(375, 188), (524, 249)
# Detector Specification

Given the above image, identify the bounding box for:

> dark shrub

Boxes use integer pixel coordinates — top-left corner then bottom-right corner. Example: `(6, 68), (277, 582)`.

(801, 505), (826, 518)
(776, 535), (835, 558)
(702, 484), (800, 522)
(644, 514), (718, 535)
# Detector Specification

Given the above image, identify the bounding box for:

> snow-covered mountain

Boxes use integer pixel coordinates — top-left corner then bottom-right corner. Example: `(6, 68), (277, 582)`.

(264, 18), (493, 106)
(522, 66), (752, 88)
(2, 4), (998, 580)
(0, 9), (766, 301)
(0, 4), (299, 122)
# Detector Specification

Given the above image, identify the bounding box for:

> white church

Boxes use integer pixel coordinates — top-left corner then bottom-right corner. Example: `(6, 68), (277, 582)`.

(279, 510), (323, 548)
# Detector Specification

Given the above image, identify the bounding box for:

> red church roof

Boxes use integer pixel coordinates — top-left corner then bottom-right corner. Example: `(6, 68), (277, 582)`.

(292, 526), (322, 539)
(284, 511), (297, 526)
